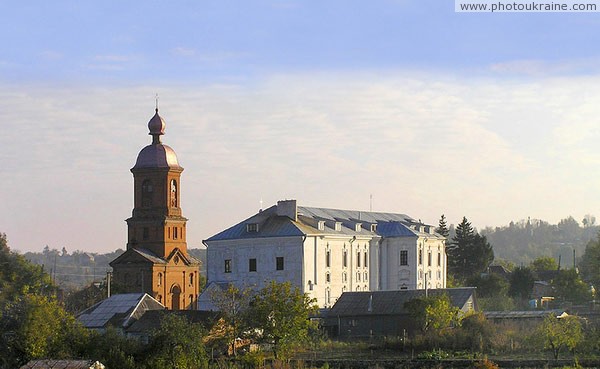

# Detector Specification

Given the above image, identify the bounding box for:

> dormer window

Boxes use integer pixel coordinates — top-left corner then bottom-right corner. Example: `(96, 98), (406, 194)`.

(246, 223), (259, 233)
(355, 223), (362, 232)
(370, 224), (377, 232)
(318, 221), (325, 231)
(335, 222), (342, 231)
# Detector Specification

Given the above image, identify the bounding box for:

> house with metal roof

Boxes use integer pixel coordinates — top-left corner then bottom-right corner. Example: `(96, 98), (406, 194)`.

(19, 360), (105, 369)
(76, 293), (164, 332)
(322, 288), (477, 339)
(201, 199), (446, 308)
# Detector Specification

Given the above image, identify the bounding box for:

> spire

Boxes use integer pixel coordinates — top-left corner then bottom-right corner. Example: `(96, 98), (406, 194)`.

(148, 107), (165, 144)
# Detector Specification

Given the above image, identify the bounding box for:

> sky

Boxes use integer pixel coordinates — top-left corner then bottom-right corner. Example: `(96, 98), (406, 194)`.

(3, 0), (600, 253)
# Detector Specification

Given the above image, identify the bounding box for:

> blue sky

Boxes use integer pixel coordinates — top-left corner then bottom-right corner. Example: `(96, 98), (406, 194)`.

(3, 0), (600, 253)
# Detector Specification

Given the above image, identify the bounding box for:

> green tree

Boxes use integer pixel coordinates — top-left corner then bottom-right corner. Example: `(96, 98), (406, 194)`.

(531, 256), (558, 275)
(448, 217), (494, 281)
(467, 273), (508, 298)
(145, 313), (209, 369)
(404, 293), (460, 332)
(208, 283), (252, 356)
(436, 214), (450, 238)
(537, 314), (583, 359)
(580, 235), (600, 291)
(0, 294), (89, 368)
(508, 266), (534, 301)
(247, 281), (317, 359)
(552, 269), (592, 304)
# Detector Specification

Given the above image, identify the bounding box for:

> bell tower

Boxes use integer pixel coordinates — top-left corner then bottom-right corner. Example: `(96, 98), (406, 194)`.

(110, 108), (200, 310)
(127, 108), (188, 258)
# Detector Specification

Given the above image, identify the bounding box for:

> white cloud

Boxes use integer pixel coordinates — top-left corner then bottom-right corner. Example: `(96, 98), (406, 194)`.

(3, 72), (600, 253)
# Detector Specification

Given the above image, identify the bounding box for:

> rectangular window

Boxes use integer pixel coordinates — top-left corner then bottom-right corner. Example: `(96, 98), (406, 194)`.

(400, 250), (408, 266)
(276, 257), (284, 271)
(224, 259), (232, 273)
(343, 250), (348, 268)
(173, 227), (178, 240)
(326, 250), (331, 268)
(438, 252), (441, 266)
(246, 223), (259, 232)
(364, 251), (368, 268)
(357, 251), (361, 267)
(418, 249), (422, 265)
(249, 258), (257, 272)
(428, 252), (432, 267)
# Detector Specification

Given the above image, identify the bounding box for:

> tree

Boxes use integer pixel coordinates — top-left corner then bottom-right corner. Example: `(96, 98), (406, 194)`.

(247, 281), (317, 359)
(508, 267), (534, 301)
(404, 293), (460, 332)
(538, 314), (583, 359)
(145, 313), (208, 369)
(447, 217), (494, 281)
(436, 214), (450, 238)
(467, 273), (508, 298)
(580, 235), (600, 290)
(531, 256), (558, 275)
(0, 294), (89, 368)
(208, 284), (252, 356)
(552, 269), (592, 304)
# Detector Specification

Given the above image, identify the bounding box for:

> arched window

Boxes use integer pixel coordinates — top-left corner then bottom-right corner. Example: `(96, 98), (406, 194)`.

(171, 285), (181, 310)
(157, 273), (163, 286)
(142, 179), (153, 207)
(170, 179), (178, 207)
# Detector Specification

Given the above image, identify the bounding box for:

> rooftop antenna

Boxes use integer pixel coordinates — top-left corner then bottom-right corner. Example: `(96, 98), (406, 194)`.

(155, 93), (159, 112)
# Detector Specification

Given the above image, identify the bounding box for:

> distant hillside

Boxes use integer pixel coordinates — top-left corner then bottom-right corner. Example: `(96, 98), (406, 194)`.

(479, 216), (599, 267)
(22, 246), (207, 291)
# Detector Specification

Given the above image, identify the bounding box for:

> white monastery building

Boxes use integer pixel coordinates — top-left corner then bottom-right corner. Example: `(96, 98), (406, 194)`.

(201, 200), (446, 308)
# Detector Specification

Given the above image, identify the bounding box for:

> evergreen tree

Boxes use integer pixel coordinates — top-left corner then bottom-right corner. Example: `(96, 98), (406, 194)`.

(436, 214), (450, 238)
(448, 217), (494, 281)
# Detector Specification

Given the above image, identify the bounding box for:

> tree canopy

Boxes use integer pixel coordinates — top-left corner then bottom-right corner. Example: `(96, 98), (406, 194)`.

(447, 217), (494, 281)
(246, 281), (318, 359)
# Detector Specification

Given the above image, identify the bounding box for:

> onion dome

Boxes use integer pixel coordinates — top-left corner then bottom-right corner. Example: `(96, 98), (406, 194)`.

(148, 108), (166, 138)
(132, 109), (182, 170)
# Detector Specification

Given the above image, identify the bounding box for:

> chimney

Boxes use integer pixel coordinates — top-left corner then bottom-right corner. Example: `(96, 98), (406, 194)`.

(276, 200), (297, 221)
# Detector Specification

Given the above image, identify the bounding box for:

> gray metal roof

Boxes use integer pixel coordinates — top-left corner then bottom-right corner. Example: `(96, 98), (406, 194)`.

(327, 288), (476, 317)
(206, 202), (442, 242)
(77, 293), (164, 329)
(19, 360), (105, 369)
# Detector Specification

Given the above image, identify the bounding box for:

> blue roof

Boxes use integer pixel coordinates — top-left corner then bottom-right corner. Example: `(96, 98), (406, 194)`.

(206, 201), (442, 242)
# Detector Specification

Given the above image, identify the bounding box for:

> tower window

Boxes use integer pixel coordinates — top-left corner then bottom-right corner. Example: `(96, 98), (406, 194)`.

(170, 180), (178, 208)
(224, 259), (232, 273)
(249, 258), (257, 272)
(173, 227), (178, 240)
(276, 257), (284, 271)
(142, 179), (153, 207)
